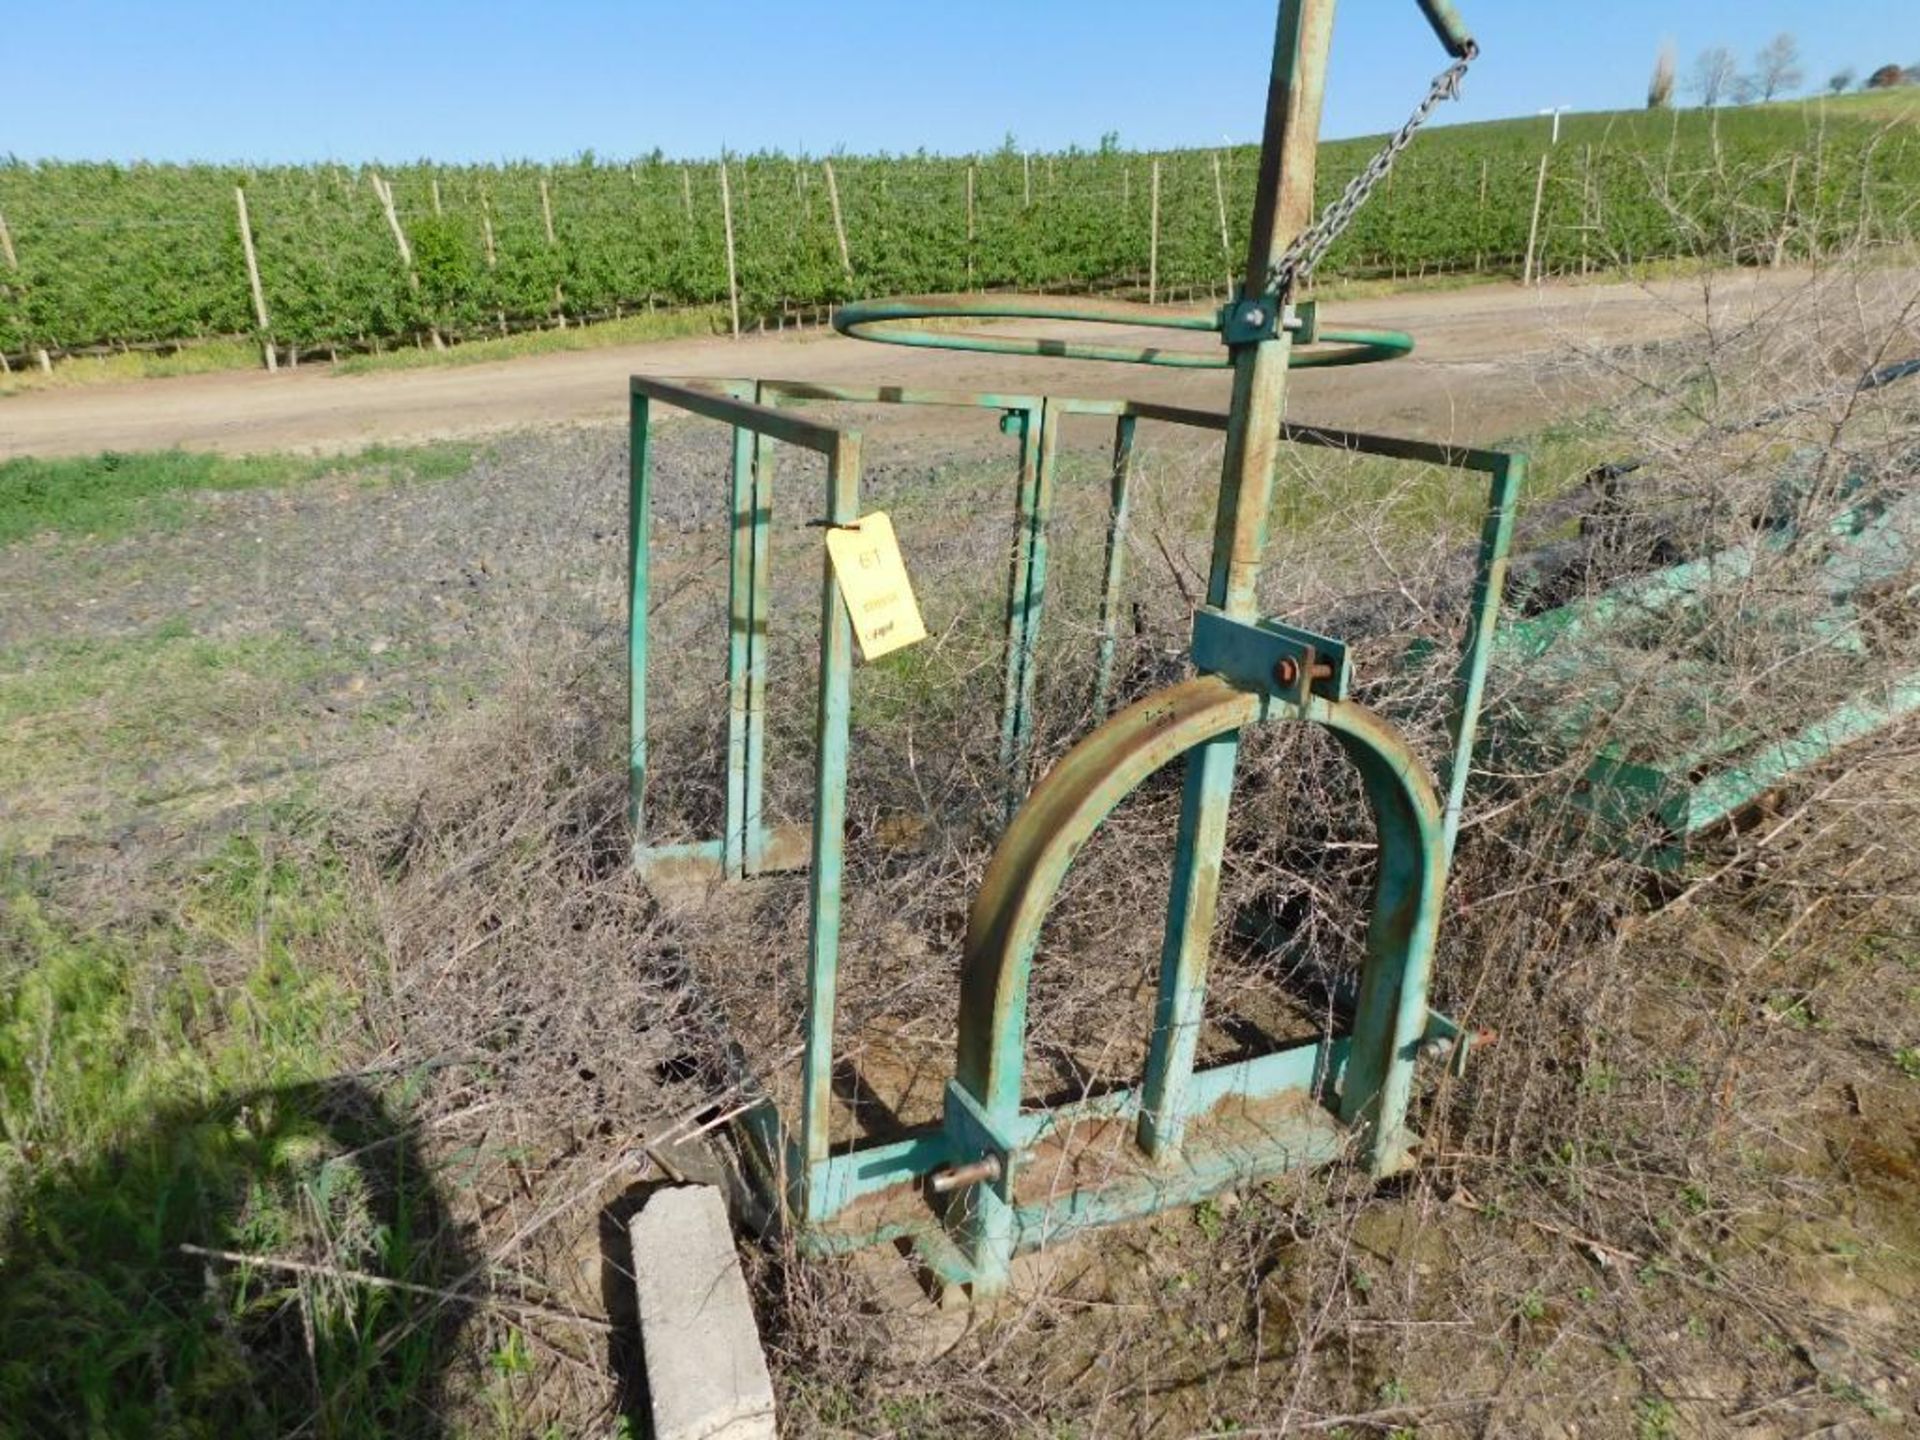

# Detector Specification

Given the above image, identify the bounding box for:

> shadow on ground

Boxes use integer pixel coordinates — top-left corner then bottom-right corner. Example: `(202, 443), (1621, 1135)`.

(0, 1077), (474, 1438)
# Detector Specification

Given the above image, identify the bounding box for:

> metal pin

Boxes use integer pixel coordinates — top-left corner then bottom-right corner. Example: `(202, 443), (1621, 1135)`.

(928, 1155), (1003, 1194)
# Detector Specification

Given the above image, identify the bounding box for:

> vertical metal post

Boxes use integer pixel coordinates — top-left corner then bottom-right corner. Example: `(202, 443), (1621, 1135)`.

(627, 391), (653, 860)
(746, 413), (777, 873)
(1140, 0), (1337, 1160)
(997, 400), (1057, 819)
(998, 409), (1039, 796)
(724, 409), (758, 879)
(800, 432), (862, 1212)
(1441, 452), (1523, 864)
(1092, 413), (1139, 719)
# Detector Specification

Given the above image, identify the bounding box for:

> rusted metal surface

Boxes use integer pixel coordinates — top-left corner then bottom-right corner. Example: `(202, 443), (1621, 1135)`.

(1273, 656), (1335, 687)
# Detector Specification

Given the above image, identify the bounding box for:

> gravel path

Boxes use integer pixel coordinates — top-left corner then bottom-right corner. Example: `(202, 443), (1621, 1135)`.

(0, 267), (1866, 460)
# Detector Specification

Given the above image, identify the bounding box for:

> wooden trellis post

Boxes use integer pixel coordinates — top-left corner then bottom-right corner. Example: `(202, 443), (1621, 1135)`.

(1522, 150), (1549, 286)
(0, 206), (50, 373)
(371, 171), (444, 350)
(1212, 151), (1233, 296)
(966, 162), (976, 291)
(233, 187), (276, 372)
(823, 159), (853, 281)
(480, 186), (506, 336)
(1475, 156), (1488, 272)
(1149, 158), (1161, 304)
(720, 158), (741, 338)
(541, 175), (566, 328)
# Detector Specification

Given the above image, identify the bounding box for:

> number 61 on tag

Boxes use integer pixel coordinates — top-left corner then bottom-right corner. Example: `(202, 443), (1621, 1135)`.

(824, 511), (928, 661)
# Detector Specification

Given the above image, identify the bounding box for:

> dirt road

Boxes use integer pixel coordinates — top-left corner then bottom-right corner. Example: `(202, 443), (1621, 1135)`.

(0, 268), (1835, 459)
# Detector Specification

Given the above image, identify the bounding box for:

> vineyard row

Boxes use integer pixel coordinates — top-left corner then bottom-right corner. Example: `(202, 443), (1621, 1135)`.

(1, 106), (1914, 367)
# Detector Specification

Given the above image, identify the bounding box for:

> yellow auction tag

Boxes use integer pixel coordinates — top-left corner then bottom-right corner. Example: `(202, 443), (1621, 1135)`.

(825, 512), (928, 661)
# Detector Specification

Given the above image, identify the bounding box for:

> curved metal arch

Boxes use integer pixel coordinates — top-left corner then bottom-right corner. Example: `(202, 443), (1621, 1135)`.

(953, 673), (1448, 1169)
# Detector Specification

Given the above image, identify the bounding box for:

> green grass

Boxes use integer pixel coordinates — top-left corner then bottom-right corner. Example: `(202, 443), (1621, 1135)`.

(0, 337), (264, 399)
(0, 825), (471, 1438)
(0, 440), (476, 546)
(0, 306), (726, 394)
(332, 304), (729, 375)
(1791, 87), (1920, 125)
(0, 619), (405, 852)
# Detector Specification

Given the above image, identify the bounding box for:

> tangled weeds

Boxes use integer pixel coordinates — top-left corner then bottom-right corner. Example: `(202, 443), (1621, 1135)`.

(295, 257), (1920, 1436)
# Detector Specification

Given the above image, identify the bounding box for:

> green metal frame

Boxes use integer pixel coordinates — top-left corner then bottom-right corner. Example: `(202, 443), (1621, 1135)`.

(626, 0), (1516, 1299)
(1487, 491), (1920, 866)
(626, 381), (1521, 1292)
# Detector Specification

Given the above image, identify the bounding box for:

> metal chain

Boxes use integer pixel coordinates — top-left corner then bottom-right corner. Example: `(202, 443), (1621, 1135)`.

(1269, 45), (1476, 296)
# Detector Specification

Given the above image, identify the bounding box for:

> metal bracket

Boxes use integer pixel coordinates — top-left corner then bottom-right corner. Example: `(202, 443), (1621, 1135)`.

(999, 409), (1028, 438)
(1219, 297), (1316, 348)
(1419, 1006), (1481, 1079)
(1219, 297), (1277, 347)
(939, 1079), (1020, 1207)
(1191, 608), (1351, 705)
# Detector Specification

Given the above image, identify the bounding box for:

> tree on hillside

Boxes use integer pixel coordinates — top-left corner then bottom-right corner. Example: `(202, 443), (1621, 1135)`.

(1648, 41), (1676, 109)
(1689, 46), (1740, 106)
(1752, 33), (1804, 101)
(1866, 64), (1905, 89)
(1827, 68), (1856, 95)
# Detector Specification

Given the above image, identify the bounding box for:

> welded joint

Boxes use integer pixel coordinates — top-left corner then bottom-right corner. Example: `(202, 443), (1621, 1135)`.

(940, 1078), (1021, 1208)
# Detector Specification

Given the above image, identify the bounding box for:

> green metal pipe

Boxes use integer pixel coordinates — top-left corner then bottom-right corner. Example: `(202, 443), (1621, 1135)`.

(746, 392), (776, 873)
(629, 374), (843, 454)
(832, 296), (1411, 370)
(1684, 667), (1920, 834)
(1091, 413), (1138, 719)
(1414, 0), (1476, 57)
(996, 404), (1050, 817)
(724, 382), (759, 879)
(627, 392), (652, 861)
(799, 432), (863, 1202)
(1441, 451), (1523, 863)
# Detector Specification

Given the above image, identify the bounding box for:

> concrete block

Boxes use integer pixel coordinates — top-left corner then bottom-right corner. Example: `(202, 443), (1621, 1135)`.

(629, 1184), (778, 1440)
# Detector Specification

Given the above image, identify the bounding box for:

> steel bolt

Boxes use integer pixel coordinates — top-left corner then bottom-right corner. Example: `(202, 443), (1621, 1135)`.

(1245, 306), (1266, 327)
(1273, 657), (1334, 688)
(928, 1155), (1003, 1195)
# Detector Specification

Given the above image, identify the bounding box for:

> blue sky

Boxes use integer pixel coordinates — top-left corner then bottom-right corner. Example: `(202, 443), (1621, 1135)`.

(3, 1), (1914, 164)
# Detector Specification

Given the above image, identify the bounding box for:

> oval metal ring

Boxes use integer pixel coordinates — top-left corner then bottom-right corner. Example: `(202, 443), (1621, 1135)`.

(832, 294), (1413, 370)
